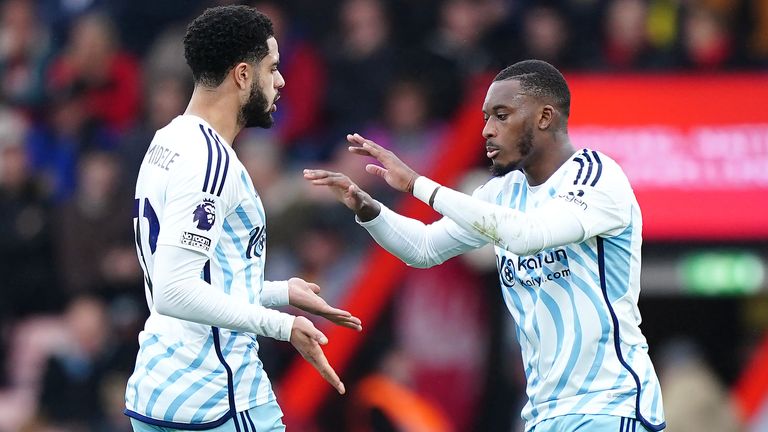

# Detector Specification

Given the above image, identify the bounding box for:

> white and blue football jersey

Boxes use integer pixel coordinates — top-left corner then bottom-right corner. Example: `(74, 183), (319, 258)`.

(125, 115), (274, 428)
(481, 150), (665, 431)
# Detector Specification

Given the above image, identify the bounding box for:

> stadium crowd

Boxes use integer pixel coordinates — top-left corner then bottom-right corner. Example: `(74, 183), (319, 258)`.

(0, 0), (765, 431)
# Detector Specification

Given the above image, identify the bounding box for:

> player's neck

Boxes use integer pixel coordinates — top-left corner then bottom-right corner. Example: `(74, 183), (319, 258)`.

(524, 132), (574, 186)
(184, 87), (241, 144)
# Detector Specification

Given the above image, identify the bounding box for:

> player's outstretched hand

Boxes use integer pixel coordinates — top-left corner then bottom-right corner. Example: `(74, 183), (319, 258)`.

(290, 316), (346, 394)
(346, 133), (420, 193)
(303, 169), (382, 221)
(287, 277), (362, 331)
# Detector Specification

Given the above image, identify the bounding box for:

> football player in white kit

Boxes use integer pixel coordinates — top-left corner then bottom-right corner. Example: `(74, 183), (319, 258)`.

(305, 60), (665, 432)
(126, 6), (361, 432)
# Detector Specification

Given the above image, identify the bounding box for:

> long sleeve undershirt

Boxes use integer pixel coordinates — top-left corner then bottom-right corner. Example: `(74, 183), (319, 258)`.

(152, 244), (294, 341)
(358, 176), (586, 268)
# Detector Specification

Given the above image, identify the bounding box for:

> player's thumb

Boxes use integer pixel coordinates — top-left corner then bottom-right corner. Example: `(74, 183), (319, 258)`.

(313, 329), (329, 345)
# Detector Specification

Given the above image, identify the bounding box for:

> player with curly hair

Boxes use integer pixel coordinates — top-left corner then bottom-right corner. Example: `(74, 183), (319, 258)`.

(125, 6), (361, 432)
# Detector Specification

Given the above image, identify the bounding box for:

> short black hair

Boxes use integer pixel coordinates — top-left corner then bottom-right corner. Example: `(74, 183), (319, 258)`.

(183, 5), (274, 87)
(494, 60), (570, 117)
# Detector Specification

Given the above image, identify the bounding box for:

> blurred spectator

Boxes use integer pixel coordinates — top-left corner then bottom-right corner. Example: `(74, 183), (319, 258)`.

(25, 81), (119, 201)
(748, 0), (768, 64)
(362, 78), (447, 176)
(47, 12), (142, 132)
(253, 1), (327, 156)
(517, 4), (577, 70)
(678, 5), (734, 69)
(659, 339), (743, 432)
(0, 108), (59, 321)
(416, 0), (496, 118)
(0, 0), (54, 111)
(601, 0), (671, 70)
(53, 151), (139, 298)
(33, 296), (130, 431)
(324, 0), (395, 154)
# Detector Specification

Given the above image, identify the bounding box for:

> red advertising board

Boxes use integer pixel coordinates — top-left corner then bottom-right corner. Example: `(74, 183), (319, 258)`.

(566, 74), (768, 240)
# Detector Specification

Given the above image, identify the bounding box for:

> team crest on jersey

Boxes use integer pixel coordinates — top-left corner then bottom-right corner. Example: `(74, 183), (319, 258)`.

(193, 199), (216, 231)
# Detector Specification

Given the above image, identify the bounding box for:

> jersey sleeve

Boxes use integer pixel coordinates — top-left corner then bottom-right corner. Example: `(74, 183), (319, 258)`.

(156, 142), (235, 259)
(555, 150), (634, 240)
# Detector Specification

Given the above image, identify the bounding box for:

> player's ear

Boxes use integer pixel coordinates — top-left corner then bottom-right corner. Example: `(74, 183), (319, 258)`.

(232, 62), (250, 91)
(538, 105), (554, 130)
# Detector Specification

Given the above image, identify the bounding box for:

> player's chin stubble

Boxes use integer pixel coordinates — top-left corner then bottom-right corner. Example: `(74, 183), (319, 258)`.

(240, 82), (274, 129)
(490, 124), (534, 177)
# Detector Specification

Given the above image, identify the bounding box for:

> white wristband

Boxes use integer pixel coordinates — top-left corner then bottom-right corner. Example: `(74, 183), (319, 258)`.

(413, 176), (441, 206)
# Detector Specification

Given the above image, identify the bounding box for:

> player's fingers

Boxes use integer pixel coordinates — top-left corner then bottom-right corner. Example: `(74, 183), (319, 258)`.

(308, 282), (321, 294)
(302, 169), (332, 179)
(346, 133), (366, 145)
(311, 350), (345, 394)
(348, 146), (372, 157)
(365, 164), (388, 178)
(322, 307), (352, 317)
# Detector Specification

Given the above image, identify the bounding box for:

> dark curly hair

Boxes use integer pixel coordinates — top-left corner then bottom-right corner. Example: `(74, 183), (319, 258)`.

(494, 60), (571, 118)
(183, 5), (274, 87)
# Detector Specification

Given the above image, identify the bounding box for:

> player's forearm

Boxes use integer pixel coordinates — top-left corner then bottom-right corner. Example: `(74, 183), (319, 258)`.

(153, 245), (294, 340)
(413, 177), (584, 255)
(357, 203), (469, 268)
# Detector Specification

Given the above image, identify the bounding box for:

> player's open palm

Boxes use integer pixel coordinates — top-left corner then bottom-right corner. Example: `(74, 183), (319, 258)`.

(290, 316), (346, 394)
(346, 133), (420, 193)
(287, 277), (362, 331)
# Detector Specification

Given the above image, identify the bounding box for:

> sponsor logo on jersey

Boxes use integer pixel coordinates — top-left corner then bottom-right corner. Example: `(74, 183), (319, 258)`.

(558, 189), (588, 210)
(193, 199), (216, 230)
(497, 248), (571, 288)
(181, 231), (212, 251)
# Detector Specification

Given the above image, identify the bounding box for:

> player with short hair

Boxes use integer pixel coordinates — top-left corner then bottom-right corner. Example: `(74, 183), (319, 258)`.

(305, 60), (665, 432)
(126, 6), (361, 432)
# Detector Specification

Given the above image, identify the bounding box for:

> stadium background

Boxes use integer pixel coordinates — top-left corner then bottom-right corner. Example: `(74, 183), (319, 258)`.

(0, 0), (766, 431)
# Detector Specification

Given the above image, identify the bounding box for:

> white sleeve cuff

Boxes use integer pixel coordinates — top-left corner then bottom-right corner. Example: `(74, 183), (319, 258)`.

(413, 176), (442, 205)
(262, 280), (290, 307)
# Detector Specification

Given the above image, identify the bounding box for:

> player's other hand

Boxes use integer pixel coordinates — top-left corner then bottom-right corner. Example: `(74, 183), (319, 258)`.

(346, 133), (420, 193)
(287, 277), (362, 331)
(303, 169), (381, 222)
(290, 316), (346, 394)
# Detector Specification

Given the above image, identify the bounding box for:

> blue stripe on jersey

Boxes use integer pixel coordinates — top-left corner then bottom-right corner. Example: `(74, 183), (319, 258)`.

(590, 151), (603, 186)
(209, 129), (223, 196)
(246, 411), (257, 431)
(128, 335), (160, 403)
(538, 288), (565, 377)
(240, 412), (249, 432)
(518, 183), (529, 210)
(603, 224), (633, 303)
(597, 237), (666, 431)
(223, 219), (252, 301)
(215, 242), (234, 295)
(125, 409), (232, 431)
(581, 150), (594, 186)
(543, 264), (583, 410)
(187, 332), (240, 423)
(166, 367), (222, 421)
(212, 327), (238, 424)
(572, 158), (585, 185)
(564, 248), (612, 396)
(130, 341), (184, 411)
(145, 334), (215, 415)
(199, 125), (213, 193)
(212, 134), (230, 197)
(239, 173), (265, 220)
